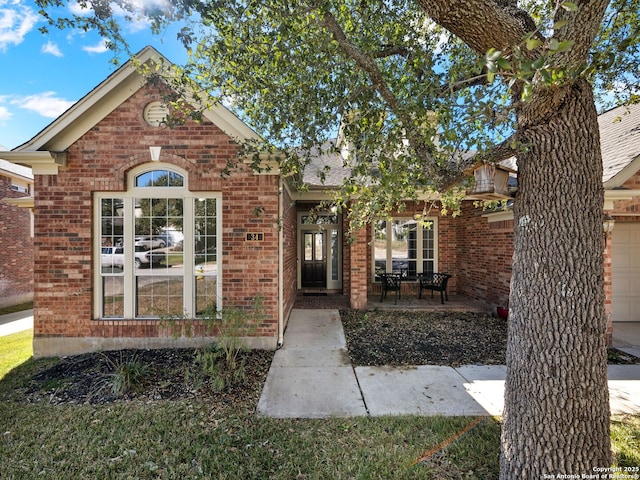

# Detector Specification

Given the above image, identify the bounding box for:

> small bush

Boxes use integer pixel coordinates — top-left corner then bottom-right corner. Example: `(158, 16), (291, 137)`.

(103, 354), (150, 396)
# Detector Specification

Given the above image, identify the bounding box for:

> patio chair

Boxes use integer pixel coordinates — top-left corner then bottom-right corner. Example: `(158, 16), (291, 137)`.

(380, 273), (402, 304)
(418, 272), (452, 304)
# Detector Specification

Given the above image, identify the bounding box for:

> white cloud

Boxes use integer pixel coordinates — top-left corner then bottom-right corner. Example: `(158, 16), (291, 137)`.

(12, 92), (75, 118)
(0, 105), (12, 121)
(41, 40), (63, 57)
(82, 39), (108, 54)
(69, 1), (93, 16)
(0, 1), (39, 52)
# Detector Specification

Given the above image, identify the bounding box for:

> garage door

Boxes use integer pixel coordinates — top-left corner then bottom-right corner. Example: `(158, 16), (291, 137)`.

(612, 223), (640, 322)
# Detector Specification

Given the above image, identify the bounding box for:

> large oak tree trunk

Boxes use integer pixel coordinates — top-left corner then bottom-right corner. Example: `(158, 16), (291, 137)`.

(500, 78), (611, 478)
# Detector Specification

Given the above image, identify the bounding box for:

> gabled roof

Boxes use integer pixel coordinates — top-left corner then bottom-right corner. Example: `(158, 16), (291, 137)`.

(600, 102), (640, 188)
(2, 46), (259, 173)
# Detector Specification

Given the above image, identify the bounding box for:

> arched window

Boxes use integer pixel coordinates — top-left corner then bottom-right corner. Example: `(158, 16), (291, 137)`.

(95, 164), (221, 319)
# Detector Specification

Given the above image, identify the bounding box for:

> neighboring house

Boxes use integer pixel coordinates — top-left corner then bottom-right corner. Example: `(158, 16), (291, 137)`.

(0, 157), (34, 309)
(1, 46), (638, 357)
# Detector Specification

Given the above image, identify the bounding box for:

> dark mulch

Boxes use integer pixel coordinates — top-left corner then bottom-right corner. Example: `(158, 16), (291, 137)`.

(341, 310), (508, 367)
(18, 348), (273, 408)
(8, 310), (638, 406)
(340, 309), (640, 367)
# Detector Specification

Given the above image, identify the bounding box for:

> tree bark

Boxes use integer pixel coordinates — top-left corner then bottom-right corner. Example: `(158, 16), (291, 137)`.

(501, 77), (610, 478)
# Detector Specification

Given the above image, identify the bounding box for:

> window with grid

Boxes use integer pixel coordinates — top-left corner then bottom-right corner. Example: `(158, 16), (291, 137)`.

(95, 165), (221, 320)
(373, 218), (437, 281)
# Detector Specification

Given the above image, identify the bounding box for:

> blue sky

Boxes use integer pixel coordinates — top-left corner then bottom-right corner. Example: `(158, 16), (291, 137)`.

(0, 0), (187, 150)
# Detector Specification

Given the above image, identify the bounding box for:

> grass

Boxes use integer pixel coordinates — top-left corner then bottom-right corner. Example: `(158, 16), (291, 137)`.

(0, 402), (502, 479)
(0, 328), (639, 478)
(0, 329), (32, 379)
(0, 302), (33, 316)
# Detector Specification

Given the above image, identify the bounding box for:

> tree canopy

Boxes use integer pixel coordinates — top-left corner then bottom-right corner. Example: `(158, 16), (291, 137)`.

(36, 0), (636, 225)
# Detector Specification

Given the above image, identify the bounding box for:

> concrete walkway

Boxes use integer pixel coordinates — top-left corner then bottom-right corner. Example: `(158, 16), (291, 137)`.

(0, 310), (33, 337)
(257, 309), (640, 418)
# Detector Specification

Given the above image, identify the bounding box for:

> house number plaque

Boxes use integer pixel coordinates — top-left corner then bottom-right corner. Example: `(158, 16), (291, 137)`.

(246, 232), (264, 242)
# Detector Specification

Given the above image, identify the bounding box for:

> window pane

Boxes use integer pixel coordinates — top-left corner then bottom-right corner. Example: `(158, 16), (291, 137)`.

(100, 198), (124, 248)
(391, 220), (416, 278)
(99, 198), (125, 318)
(331, 230), (339, 281)
(196, 276), (217, 316)
(135, 170), (184, 187)
(374, 221), (387, 277)
(136, 276), (184, 317)
(135, 197), (183, 271)
(422, 225), (435, 273)
(102, 276), (124, 318)
(194, 198), (217, 271)
(314, 233), (323, 260)
(304, 233), (314, 261)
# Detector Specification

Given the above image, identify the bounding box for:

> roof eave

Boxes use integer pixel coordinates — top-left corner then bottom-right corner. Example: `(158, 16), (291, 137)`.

(603, 154), (640, 189)
(3, 196), (34, 209)
(0, 151), (67, 175)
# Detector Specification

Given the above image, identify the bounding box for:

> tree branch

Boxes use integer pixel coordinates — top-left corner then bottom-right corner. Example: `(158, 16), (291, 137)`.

(552, 0), (609, 66)
(308, 2), (439, 172)
(417, 0), (534, 57)
(468, 136), (519, 167)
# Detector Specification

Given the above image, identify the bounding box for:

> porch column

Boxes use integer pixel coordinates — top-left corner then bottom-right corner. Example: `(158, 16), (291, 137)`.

(604, 227), (613, 346)
(350, 226), (368, 309)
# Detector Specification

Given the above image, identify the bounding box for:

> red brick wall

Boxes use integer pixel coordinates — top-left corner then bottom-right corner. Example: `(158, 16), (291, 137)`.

(32, 82), (280, 343)
(455, 201), (513, 309)
(281, 183), (297, 331)
(349, 225), (369, 308)
(0, 174), (33, 308)
(611, 170), (640, 214)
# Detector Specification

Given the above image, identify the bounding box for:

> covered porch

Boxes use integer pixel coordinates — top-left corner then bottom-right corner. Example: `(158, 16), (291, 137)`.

(293, 292), (488, 313)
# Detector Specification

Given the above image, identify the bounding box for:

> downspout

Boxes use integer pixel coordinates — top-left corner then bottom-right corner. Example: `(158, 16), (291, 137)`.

(278, 177), (284, 347)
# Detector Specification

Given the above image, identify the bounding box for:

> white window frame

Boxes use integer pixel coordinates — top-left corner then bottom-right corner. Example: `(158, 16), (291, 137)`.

(93, 163), (222, 319)
(372, 217), (438, 281)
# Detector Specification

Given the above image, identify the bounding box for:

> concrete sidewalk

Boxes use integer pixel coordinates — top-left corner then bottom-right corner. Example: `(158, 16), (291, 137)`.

(0, 310), (33, 337)
(257, 309), (640, 418)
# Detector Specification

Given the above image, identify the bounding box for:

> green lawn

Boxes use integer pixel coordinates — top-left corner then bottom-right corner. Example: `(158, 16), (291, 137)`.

(0, 330), (638, 479)
(0, 329), (32, 379)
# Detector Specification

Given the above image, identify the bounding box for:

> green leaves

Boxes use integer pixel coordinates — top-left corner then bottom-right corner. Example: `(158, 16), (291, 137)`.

(548, 38), (575, 53)
(560, 2), (578, 12)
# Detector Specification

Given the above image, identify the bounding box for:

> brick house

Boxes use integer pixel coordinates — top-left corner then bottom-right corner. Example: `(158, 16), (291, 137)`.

(1, 47), (638, 357)
(0, 158), (33, 309)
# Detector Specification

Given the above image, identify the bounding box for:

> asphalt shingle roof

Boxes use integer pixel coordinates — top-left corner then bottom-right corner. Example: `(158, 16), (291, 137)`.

(599, 102), (640, 185)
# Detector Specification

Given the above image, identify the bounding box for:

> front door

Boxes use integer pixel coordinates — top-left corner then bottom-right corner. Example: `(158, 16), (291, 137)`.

(301, 231), (326, 288)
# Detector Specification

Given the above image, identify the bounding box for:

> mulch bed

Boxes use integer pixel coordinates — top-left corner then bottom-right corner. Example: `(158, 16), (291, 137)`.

(10, 310), (639, 406)
(20, 348), (273, 408)
(341, 310), (508, 367)
(340, 309), (640, 367)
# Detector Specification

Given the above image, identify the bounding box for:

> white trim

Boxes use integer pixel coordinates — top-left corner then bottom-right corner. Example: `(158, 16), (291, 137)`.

(94, 163), (222, 320)
(371, 217), (438, 282)
(297, 212), (342, 290)
(604, 189), (640, 210)
(0, 151), (66, 175)
(482, 211), (514, 222)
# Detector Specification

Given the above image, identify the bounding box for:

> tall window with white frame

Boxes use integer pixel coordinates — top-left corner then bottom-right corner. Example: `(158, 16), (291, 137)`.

(373, 218), (436, 281)
(96, 165), (221, 320)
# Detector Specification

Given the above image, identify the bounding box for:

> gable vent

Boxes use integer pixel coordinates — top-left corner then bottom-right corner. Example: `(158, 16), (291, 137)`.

(143, 101), (169, 127)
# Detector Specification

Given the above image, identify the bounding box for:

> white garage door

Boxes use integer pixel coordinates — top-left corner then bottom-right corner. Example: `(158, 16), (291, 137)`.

(612, 223), (640, 322)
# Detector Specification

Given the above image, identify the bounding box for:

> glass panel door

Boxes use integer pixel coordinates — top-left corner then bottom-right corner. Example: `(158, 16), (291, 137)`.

(301, 232), (326, 288)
